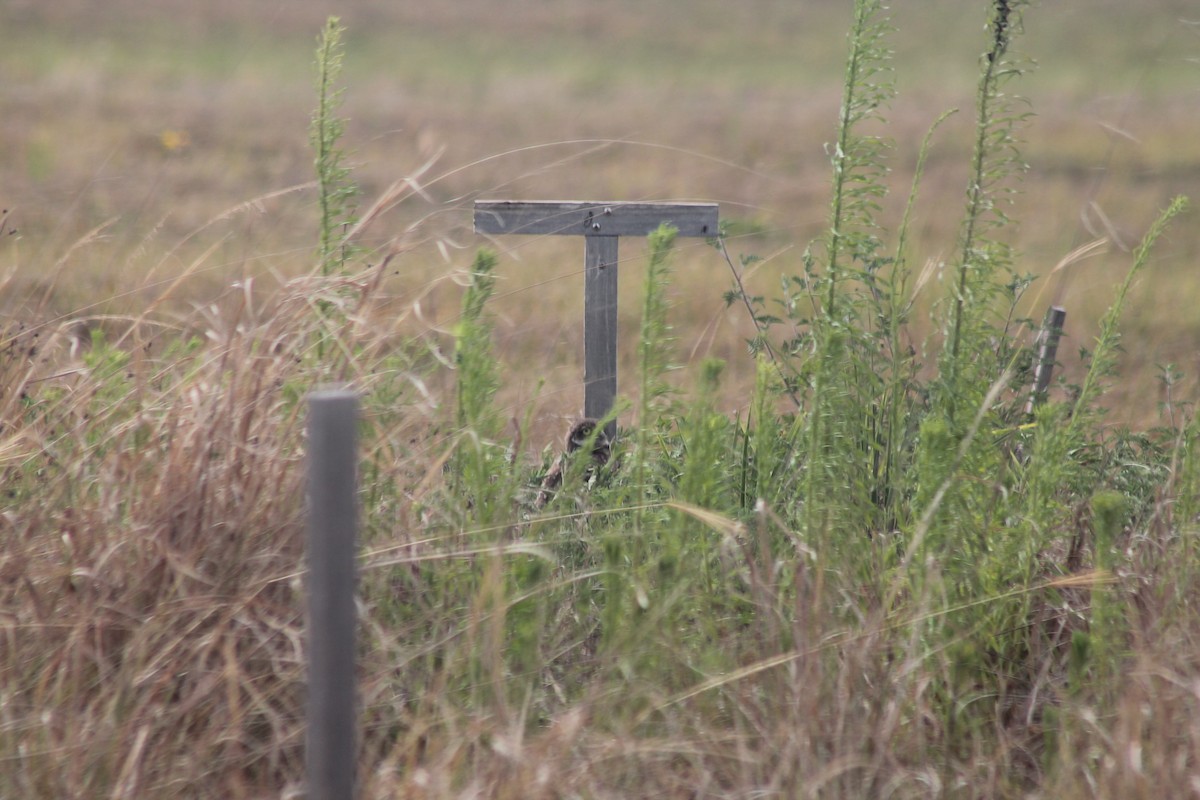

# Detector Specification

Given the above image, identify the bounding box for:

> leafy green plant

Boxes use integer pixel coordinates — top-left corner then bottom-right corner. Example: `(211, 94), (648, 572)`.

(822, 0), (894, 320)
(311, 16), (358, 278)
(632, 223), (679, 532)
(451, 248), (507, 524)
(939, 0), (1032, 408)
(1089, 489), (1128, 677)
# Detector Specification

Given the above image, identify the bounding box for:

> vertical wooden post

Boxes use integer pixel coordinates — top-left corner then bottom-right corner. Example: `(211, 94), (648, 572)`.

(474, 200), (719, 434)
(1027, 306), (1067, 415)
(306, 389), (359, 800)
(584, 235), (619, 439)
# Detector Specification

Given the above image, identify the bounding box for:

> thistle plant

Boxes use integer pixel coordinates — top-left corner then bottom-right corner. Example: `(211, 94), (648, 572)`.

(876, 109), (956, 532)
(637, 224), (680, 428)
(311, 16), (358, 278)
(625, 224), (680, 604)
(452, 249), (505, 524)
(938, 0), (1032, 425)
(1021, 197), (1188, 537)
(822, 0), (894, 320)
(633, 224), (679, 519)
(1089, 489), (1128, 679)
(797, 0), (896, 559)
(1067, 197), (1189, 430)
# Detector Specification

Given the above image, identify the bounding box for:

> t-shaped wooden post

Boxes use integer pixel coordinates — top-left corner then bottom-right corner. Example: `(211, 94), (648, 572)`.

(474, 200), (719, 437)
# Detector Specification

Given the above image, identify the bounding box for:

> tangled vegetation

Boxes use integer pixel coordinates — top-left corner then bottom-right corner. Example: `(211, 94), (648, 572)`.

(2, 3), (1197, 797)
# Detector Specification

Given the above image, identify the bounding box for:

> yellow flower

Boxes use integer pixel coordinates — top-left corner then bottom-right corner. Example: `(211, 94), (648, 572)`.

(159, 129), (191, 153)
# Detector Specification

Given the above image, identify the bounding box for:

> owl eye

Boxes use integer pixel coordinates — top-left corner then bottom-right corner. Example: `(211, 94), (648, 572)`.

(567, 418), (600, 450)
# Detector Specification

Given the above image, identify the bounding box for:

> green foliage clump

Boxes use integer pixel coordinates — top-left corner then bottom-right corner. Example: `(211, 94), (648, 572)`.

(451, 249), (508, 525)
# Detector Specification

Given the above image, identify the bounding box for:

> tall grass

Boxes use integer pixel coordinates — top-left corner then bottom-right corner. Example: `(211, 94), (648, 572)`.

(2, 3), (1197, 797)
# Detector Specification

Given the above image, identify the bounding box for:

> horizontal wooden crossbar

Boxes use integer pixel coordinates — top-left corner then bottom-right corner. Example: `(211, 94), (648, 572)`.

(474, 200), (719, 238)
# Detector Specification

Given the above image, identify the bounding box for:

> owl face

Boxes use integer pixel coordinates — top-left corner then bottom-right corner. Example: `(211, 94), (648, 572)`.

(566, 418), (610, 466)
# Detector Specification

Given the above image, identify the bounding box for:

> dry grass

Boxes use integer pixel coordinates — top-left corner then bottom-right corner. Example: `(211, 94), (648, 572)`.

(4, 2), (1200, 797)
(3, 245), (1200, 798)
(0, 281), (309, 796)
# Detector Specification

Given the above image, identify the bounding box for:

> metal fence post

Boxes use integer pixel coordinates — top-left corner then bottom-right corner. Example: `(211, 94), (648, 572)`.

(306, 389), (359, 800)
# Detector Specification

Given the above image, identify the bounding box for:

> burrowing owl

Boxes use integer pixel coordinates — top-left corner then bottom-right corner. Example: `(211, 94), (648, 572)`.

(535, 418), (612, 509)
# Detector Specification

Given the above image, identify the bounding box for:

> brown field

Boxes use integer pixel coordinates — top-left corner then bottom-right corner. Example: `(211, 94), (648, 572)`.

(3, 0), (1199, 430)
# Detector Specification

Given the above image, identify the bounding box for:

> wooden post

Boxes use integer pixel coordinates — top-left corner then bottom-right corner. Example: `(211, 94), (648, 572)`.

(584, 234), (619, 425)
(1026, 306), (1067, 415)
(474, 200), (719, 437)
(306, 389), (359, 800)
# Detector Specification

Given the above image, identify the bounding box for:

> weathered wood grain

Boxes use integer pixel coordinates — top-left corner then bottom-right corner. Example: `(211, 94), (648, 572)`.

(473, 199), (719, 430)
(475, 200), (718, 238)
(1027, 306), (1067, 414)
(584, 236), (619, 437)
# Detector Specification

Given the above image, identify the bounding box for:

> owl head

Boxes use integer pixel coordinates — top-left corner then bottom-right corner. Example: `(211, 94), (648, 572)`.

(566, 418), (611, 466)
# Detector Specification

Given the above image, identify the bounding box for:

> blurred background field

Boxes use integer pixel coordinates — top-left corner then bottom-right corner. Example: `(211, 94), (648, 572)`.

(3, 0), (1198, 430)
